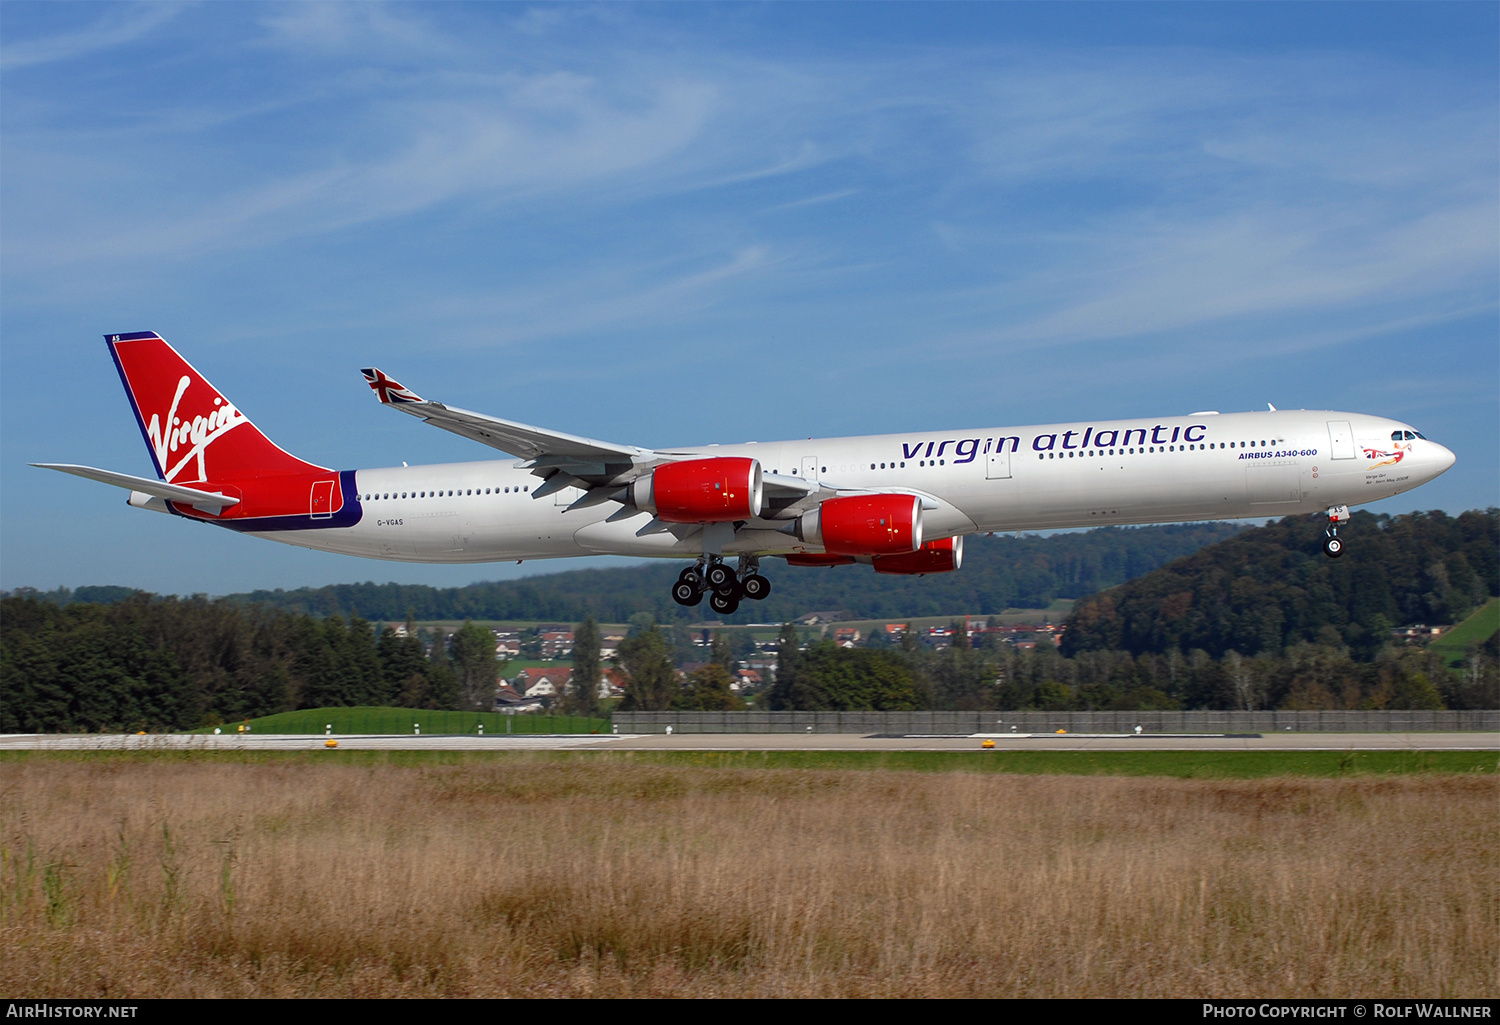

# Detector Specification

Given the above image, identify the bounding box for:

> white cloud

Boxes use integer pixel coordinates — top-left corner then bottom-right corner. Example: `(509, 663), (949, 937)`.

(0, 3), (181, 70)
(4, 16), (1494, 360)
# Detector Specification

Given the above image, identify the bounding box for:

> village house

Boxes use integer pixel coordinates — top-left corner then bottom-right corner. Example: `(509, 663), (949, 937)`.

(1391, 624), (1451, 643)
(833, 627), (861, 648)
(539, 630), (574, 659)
(515, 666), (572, 700)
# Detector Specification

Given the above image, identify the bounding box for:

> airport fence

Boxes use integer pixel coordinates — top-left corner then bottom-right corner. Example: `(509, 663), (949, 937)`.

(610, 709), (1500, 734)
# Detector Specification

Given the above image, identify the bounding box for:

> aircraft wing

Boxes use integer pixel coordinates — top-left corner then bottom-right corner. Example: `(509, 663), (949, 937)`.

(360, 368), (650, 464)
(360, 368), (837, 520)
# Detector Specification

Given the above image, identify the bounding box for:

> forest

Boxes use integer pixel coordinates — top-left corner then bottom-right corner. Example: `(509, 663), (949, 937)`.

(2, 511), (1495, 731)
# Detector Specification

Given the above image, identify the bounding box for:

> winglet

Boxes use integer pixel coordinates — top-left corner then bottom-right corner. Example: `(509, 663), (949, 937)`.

(360, 368), (424, 405)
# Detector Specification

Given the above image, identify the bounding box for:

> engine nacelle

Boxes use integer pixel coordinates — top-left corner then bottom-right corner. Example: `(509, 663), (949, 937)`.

(872, 535), (963, 575)
(791, 494), (923, 556)
(631, 457), (763, 523)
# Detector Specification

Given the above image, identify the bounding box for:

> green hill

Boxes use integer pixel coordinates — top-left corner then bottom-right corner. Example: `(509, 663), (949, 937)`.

(1429, 598), (1500, 668)
(1062, 509), (1498, 661)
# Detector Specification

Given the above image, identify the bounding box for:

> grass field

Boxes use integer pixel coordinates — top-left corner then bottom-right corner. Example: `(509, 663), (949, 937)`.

(1429, 598), (1500, 667)
(1, 751), (1494, 997)
(47, 748), (1497, 778)
(195, 706), (610, 736)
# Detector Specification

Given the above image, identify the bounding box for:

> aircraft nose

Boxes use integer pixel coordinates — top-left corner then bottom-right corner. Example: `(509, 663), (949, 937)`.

(1429, 442), (1456, 475)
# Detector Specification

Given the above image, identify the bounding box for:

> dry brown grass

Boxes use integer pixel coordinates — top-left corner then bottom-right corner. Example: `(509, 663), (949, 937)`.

(1, 755), (1495, 998)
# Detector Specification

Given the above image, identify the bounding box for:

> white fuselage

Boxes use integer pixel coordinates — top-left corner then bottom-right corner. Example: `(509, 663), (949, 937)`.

(249, 409), (1455, 564)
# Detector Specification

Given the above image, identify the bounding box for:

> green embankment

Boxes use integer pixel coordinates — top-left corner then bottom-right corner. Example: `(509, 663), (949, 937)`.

(1428, 598), (1500, 668)
(24, 749), (1495, 777)
(195, 706), (609, 736)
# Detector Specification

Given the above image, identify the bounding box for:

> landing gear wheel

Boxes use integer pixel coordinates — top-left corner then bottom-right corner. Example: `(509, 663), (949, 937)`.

(672, 580), (704, 606)
(1323, 533), (1344, 559)
(678, 566), (703, 589)
(741, 574), (771, 601)
(705, 563), (736, 590)
(708, 590), (740, 616)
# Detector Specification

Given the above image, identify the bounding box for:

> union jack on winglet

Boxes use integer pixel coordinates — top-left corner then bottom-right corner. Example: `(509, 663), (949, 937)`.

(361, 368), (424, 405)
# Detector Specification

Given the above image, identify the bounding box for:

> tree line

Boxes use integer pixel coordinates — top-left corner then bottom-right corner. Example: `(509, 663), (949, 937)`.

(5, 511), (1494, 729)
(606, 619), (1495, 714)
(0, 596), (505, 733)
(41, 521), (1237, 625)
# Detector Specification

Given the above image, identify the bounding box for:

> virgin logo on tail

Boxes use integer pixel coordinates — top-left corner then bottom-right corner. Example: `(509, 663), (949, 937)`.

(145, 374), (249, 483)
(110, 331), (329, 485)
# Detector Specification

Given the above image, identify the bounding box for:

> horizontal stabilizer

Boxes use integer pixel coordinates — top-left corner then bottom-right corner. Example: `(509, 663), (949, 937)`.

(33, 463), (241, 512)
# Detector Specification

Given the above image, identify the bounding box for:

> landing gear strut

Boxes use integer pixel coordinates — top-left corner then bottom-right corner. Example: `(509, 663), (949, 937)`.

(1322, 505), (1349, 559)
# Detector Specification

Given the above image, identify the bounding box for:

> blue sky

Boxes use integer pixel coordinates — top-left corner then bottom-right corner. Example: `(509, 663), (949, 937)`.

(2, 2), (1496, 596)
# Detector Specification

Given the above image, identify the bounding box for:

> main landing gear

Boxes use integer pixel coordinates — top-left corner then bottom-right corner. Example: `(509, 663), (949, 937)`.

(1322, 505), (1350, 559)
(671, 556), (772, 614)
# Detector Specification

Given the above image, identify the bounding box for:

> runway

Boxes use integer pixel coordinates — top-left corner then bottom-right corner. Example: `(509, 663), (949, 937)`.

(2, 732), (1495, 752)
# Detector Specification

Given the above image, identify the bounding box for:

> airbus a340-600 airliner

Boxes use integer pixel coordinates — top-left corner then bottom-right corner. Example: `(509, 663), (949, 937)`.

(37, 332), (1456, 614)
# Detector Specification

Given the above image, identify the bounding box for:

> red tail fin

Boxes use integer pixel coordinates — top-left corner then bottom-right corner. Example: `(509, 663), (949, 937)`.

(107, 332), (327, 484)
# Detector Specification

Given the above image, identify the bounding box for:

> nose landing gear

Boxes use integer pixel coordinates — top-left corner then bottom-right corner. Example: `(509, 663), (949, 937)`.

(1322, 505), (1350, 559)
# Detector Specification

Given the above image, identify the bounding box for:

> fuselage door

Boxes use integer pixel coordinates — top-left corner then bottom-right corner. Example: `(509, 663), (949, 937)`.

(1327, 421), (1355, 460)
(801, 456), (819, 484)
(310, 479), (336, 519)
(986, 447), (1012, 480)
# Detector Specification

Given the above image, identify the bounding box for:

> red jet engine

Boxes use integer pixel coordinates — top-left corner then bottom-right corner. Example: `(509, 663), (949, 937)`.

(871, 535), (963, 575)
(791, 494), (923, 556)
(632, 457), (763, 523)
